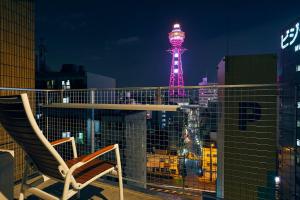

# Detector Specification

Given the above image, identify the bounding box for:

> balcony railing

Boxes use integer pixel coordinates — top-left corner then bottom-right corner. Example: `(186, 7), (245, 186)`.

(0, 84), (295, 199)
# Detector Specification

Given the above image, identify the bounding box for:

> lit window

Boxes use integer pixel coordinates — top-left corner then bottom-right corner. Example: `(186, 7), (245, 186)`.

(62, 132), (71, 138)
(174, 53), (179, 57)
(76, 132), (84, 144)
(298, 102), (300, 108)
(62, 80), (71, 89)
(297, 121), (300, 127)
(297, 139), (300, 147)
(174, 69), (179, 73)
(66, 80), (71, 89)
(63, 97), (70, 103)
(297, 65), (300, 72)
(174, 61), (179, 65)
(296, 44), (300, 52)
(36, 113), (42, 119)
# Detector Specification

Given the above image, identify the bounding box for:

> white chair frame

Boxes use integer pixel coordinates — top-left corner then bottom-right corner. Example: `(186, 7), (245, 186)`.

(2, 94), (123, 200)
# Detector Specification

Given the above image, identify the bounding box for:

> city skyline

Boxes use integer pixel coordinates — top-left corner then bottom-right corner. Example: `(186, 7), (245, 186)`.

(36, 0), (300, 87)
(1, 1), (300, 199)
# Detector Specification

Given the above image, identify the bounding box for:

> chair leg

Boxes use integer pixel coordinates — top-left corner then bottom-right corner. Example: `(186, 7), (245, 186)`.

(61, 174), (73, 200)
(61, 182), (70, 200)
(118, 169), (124, 200)
(115, 145), (124, 200)
(18, 193), (24, 200)
(19, 160), (30, 200)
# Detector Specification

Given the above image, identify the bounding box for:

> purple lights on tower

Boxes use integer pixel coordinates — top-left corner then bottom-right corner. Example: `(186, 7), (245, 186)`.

(168, 23), (186, 96)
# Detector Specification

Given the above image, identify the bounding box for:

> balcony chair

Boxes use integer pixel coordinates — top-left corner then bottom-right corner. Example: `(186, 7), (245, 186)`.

(0, 94), (123, 200)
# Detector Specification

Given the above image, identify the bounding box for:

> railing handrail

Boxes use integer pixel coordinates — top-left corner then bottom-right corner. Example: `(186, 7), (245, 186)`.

(0, 83), (280, 92)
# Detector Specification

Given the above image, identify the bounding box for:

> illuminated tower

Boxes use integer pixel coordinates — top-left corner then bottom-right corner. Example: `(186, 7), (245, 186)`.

(168, 23), (186, 96)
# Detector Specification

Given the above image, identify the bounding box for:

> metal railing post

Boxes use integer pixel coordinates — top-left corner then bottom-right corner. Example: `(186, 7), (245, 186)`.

(91, 89), (95, 153)
(46, 91), (49, 139)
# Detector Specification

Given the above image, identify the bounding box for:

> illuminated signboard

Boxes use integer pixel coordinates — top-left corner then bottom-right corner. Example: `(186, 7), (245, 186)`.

(281, 21), (300, 52)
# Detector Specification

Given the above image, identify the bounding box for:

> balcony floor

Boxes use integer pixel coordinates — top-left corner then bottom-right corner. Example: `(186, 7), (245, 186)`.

(14, 178), (199, 200)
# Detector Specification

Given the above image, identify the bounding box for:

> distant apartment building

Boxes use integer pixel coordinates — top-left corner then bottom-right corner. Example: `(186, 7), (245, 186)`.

(217, 54), (277, 200)
(147, 151), (180, 178)
(36, 64), (116, 89)
(0, 0), (35, 180)
(201, 145), (217, 183)
(36, 64), (117, 171)
(279, 17), (300, 200)
(198, 77), (218, 145)
(198, 77), (217, 108)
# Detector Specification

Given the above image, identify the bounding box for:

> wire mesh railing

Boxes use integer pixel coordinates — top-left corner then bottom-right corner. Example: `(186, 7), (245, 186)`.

(0, 84), (292, 199)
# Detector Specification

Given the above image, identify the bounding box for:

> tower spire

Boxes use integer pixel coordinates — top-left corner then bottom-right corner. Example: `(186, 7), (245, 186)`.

(168, 23), (186, 96)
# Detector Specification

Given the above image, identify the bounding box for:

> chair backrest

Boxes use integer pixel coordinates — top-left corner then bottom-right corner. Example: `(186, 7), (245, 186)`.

(0, 94), (67, 180)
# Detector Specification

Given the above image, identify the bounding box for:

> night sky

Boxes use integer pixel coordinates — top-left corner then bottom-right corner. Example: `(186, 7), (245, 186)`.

(37, 0), (300, 87)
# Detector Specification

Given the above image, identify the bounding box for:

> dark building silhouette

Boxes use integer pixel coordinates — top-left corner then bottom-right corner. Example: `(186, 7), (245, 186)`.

(217, 54), (277, 200)
(279, 17), (300, 200)
(36, 64), (116, 89)
(36, 38), (47, 74)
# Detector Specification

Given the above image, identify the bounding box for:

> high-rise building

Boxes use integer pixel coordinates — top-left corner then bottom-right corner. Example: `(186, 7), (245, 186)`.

(168, 23), (186, 97)
(0, 0), (35, 180)
(0, 0), (35, 89)
(279, 17), (300, 200)
(217, 54), (277, 200)
(198, 77), (218, 107)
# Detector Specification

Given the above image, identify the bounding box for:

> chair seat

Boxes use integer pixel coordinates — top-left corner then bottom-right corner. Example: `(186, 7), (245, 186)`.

(66, 155), (116, 184)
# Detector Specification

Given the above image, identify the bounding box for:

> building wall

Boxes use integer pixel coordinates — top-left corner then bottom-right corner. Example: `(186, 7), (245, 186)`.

(201, 146), (217, 183)
(0, 0), (35, 180)
(279, 17), (300, 200)
(146, 153), (180, 177)
(217, 54), (277, 199)
(0, 0), (35, 88)
(98, 111), (147, 188)
(86, 72), (116, 88)
(125, 112), (147, 188)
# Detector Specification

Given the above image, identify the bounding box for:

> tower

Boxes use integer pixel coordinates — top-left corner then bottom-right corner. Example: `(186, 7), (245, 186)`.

(168, 23), (186, 96)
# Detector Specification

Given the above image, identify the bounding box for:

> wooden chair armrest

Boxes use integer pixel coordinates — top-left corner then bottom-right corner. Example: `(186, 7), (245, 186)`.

(67, 144), (121, 184)
(81, 144), (116, 164)
(51, 137), (73, 146)
(51, 137), (78, 158)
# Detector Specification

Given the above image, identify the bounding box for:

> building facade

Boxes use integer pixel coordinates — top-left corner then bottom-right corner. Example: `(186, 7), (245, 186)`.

(0, 0), (35, 89)
(198, 77), (217, 108)
(217, 54), (277, 200)
(36, 64), (116, 89)
(0, 0), (35, 180)
(279, 17), (300, 200)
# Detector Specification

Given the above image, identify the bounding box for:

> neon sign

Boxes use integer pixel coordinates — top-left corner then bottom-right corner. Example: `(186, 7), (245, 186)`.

(281, 22), (300, 50)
